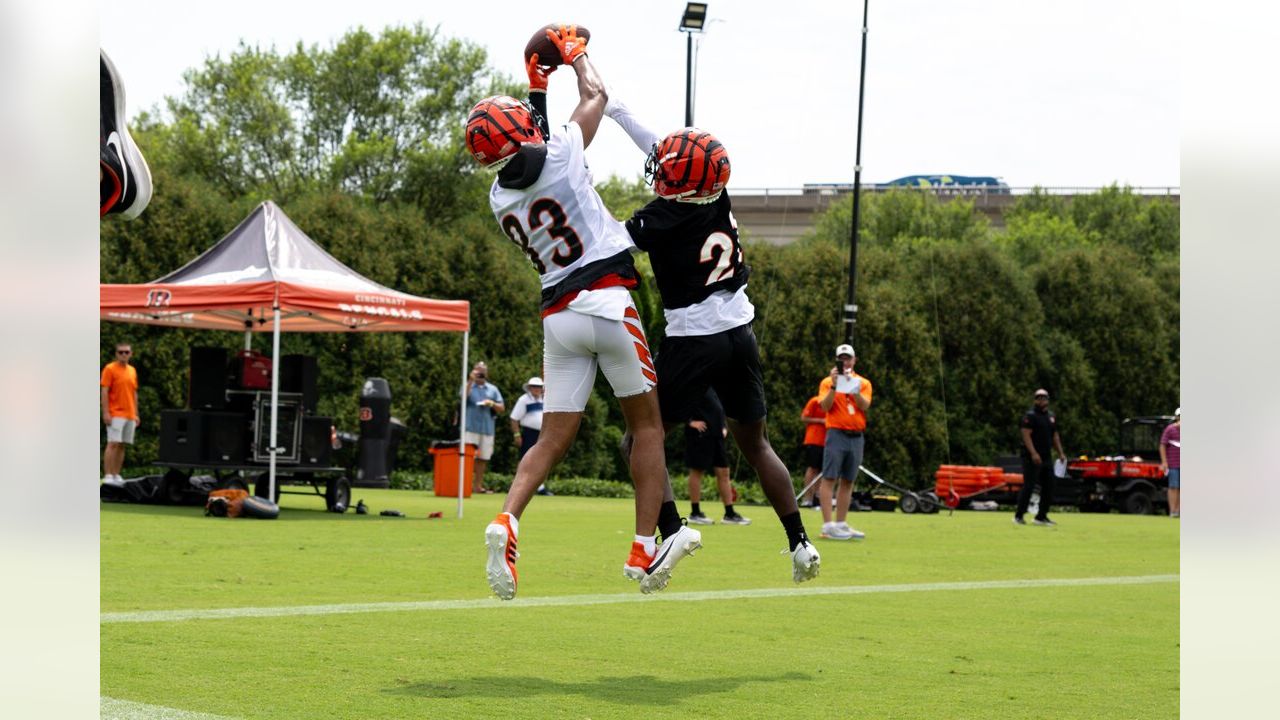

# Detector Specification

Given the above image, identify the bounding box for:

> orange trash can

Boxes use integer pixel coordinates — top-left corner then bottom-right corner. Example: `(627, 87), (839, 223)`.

(430, 441), (477, 498)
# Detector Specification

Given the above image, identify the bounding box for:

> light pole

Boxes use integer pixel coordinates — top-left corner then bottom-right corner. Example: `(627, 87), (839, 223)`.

(844, 0), (870, 345)
(679, 3), (708, 127)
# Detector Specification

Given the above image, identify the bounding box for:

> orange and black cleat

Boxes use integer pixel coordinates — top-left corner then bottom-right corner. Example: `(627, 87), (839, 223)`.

(485, 513), (519, 600)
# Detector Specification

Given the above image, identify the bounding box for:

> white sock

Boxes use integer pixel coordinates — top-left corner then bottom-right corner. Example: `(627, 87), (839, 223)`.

(635, 534), (656, 555)
(500, 512), (519, 536)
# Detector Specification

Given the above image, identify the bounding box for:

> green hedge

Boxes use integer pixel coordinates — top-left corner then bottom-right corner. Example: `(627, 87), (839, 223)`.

(386, 470), (811, 505)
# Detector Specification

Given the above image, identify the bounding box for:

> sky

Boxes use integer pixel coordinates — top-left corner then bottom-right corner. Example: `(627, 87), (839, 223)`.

(100, 0), (1179, 190)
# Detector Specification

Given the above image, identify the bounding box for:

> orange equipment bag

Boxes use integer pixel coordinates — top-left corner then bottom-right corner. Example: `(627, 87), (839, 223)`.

(205, 488), (250, 518)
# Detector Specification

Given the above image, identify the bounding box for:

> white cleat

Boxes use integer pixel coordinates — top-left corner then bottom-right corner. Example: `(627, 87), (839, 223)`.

(484, 516), (519, 601)
(640, 526), (702, 594)
(790, 540), (821, 583)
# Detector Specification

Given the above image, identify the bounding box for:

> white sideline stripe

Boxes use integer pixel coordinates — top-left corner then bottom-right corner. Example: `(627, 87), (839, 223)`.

(101, 696), (238, 720)
(102, 574), (1176, 625)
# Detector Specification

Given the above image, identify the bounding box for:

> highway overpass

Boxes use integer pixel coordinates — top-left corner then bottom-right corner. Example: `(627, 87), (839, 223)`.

(731, 186), (1180, 246)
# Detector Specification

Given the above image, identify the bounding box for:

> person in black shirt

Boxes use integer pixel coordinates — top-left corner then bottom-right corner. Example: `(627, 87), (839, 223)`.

(606, 101), (820, 584)
(684, 389), (751, 526)
(1015, 388), (1067, 526)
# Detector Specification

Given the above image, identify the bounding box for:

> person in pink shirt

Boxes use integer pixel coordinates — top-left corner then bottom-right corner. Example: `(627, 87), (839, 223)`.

(1159, 408), (1181, 518)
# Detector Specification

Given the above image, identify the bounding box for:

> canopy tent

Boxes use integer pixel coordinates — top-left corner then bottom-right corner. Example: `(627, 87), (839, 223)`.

(101, 201), (473, 516)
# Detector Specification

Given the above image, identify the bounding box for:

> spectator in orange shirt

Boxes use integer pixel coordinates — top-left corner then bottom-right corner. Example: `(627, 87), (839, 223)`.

(817, 344), (873, 540)
(100, 342), (139, 487)
(799, 395), (827, 508)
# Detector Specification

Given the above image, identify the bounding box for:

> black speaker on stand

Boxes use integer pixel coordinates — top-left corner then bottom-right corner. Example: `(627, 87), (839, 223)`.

(189, 347), (228, 409)
(203, 411), (248, 464)
(280, 354), (319, 413)
(159, 410), (204, 464)
(299, 416), (333, 467)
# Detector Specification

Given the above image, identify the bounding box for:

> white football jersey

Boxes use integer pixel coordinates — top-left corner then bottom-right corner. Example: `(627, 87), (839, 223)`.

(489, 122), (635, 290)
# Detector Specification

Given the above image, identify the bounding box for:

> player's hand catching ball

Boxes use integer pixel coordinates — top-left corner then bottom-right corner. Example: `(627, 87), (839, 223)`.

(546, 24), (589, 65)
(526, 52), (555, 92)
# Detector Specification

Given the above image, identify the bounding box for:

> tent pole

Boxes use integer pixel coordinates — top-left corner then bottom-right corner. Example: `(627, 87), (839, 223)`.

(457, 330), (469, 519)
(269, 306), (281, 504)
(244, 312), (253, 351)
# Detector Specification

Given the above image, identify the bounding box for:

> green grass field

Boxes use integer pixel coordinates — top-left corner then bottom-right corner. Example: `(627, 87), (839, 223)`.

(101, 490), (1179, 719)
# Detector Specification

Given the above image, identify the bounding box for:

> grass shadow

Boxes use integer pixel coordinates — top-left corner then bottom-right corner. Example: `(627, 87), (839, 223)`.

(384, 672), (812, 705)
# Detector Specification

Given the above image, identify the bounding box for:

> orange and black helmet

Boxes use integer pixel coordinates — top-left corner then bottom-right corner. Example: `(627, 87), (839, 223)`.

(465, 95), (545, 168)
(645, 128), (731, 202)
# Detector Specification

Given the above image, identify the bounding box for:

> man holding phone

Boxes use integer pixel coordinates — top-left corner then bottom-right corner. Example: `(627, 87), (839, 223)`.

(817, 344), (873, 540)
(465, 361), (505, 494)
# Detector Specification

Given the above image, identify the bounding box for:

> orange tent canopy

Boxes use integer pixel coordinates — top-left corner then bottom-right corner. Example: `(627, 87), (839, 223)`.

(99, 201), (473, 516)
(100, 201), (470, 333)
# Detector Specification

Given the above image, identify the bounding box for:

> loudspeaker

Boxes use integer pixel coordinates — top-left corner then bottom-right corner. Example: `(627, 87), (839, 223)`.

(281, 355), (319, 412)
(159, 410), (204, 464)
(203, 411), (248, 464)
(189, 347), (228, 409)
(299, 416), (333, 467)
(160, 409), (247, 465)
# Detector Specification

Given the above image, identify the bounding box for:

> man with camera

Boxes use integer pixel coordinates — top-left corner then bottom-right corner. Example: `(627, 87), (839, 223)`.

(465, 362), (505, 494)
(817, 344), (873, 540)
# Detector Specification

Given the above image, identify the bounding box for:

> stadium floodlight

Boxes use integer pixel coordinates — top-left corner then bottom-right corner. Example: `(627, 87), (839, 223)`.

(679, 3), (709, 126)
(679, 3), (708, 31)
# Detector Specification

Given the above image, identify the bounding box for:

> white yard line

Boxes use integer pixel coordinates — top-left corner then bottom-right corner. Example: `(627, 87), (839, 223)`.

(101, 574), (1177, 625)
(101, 696), (238, 720)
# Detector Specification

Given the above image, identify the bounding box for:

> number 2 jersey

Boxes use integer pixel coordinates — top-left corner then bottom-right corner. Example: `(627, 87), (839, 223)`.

(488, 121), (638, 319)
(624, 191), (755, 336)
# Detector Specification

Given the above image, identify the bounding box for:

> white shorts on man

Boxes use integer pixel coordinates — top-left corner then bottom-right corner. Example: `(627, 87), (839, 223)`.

(106, 417), (136, 444)
(541, 286), (655, 413)
(462, 431), (495, 461)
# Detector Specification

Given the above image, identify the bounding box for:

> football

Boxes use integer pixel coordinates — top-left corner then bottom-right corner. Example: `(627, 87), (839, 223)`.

(524, 23), (592, 67)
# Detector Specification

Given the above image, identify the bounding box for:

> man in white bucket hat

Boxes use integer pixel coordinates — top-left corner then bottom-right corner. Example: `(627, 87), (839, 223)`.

(510, 377), (551, 495)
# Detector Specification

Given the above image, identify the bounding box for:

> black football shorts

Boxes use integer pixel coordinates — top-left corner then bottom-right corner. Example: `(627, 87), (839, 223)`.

(655, 323), (767, 427)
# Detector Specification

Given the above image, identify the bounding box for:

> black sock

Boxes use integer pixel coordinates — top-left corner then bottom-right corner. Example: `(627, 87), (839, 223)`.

(781, 511), (809, 551)
(658, 500), (684, 540)
(690, 502), (701, 517)
(723, 504), (736, 517)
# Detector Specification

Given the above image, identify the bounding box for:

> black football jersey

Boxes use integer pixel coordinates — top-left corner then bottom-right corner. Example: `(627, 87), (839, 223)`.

(624, 192), (749, 310)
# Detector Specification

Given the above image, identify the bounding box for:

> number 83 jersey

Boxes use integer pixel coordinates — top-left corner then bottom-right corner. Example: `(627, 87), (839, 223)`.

(488, 122), (636, 295)
(624, 191), (752, 332)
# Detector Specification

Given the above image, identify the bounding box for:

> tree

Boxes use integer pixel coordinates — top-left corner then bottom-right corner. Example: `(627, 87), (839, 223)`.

(144, 24), (514, 211)
(1031, 244), (1179, 437)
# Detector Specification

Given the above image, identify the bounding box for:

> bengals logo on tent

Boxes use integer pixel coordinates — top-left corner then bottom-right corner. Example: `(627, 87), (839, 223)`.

(146, 289), (172, 308)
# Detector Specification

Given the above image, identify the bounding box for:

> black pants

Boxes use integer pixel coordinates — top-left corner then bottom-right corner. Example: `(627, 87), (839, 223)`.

(518, 427), (540, 461)
(1016, 456), (1055, 519)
